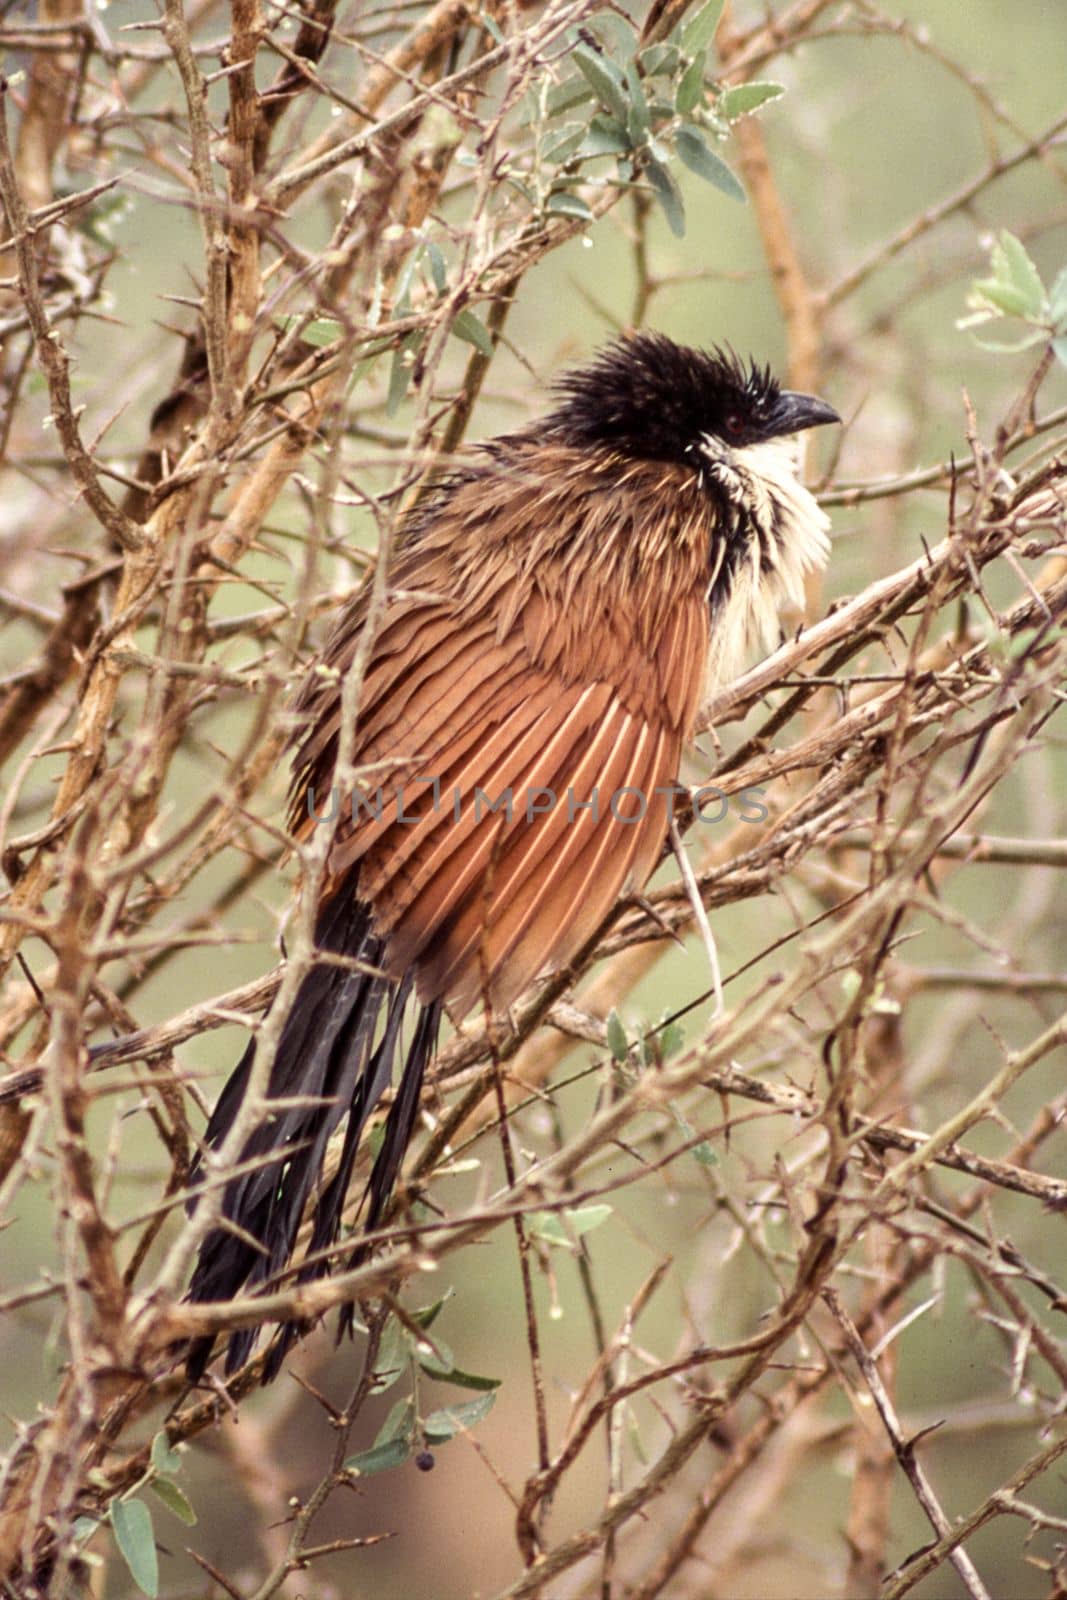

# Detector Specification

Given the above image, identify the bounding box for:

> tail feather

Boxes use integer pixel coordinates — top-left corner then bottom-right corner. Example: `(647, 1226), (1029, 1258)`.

(186, 893), (440, 1379)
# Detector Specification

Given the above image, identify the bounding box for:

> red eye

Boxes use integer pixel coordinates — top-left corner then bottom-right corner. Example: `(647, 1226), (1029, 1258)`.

(725, 413), (744, 435)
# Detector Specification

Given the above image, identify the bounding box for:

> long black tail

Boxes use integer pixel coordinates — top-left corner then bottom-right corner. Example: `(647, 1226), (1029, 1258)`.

(186, 892), (441, 1380)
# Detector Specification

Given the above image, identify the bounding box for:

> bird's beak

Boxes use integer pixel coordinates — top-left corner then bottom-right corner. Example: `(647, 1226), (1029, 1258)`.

(768, 390), (840, 438)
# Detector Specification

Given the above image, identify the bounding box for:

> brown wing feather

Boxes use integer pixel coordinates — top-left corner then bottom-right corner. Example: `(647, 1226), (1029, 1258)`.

(291, 455), (712, 1020)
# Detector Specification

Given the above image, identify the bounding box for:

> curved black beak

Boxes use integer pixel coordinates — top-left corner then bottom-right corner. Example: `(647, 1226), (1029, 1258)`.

(768, 390), (840, 439)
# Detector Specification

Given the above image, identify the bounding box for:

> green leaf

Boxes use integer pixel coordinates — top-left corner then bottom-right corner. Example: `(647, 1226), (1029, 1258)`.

(969, 279), (1039, 320)
(386, 333), (420, 417)
(372, 1314), (411, 1390)
(72, 1517), (99, 1546)
(670, 1105), (717, 1167)
(679, 0), (725, 55)
(344, 1435), (414, 1477)
(638, 43), (681, 77)
(544, 78), (595, 119)
(452, 308), (494, 357)
(967, 323), (1048, 353)
(993, 230), (1048, 321)
(378, 1395), (417, 1444)
(414, 1335), (455, 1378)
(547, 191), (594, 221)
(606, 1009), (630, 1061)
(302, 317), (344, 347)
(423, 1390), (497, 1443)
(625, 61), (651, 143)
(110, 1498), (158, 1598)
(1053, 335), (1067, 369)
(277, 314), (343, 348)
(541, 122), (587, 165)
(394, 246), (421, 307)
(1049, 264), (1067, 328)
(149, 1432), (181, 1478)
(412, 1290), (454, 1330)
(658, 1019), (685, 1059)
(582, 115), (631, 157)
(420, 1361), (501, 1392)
(572, 44), (629, 123)
(425, 239), (447, 294)
(717, 80), (785, 120)
(675, 126), (746, 201)
(646, 156), (687, 236)
(529, 1204), (613, 1248)
(148, 1477), (197, 1527)
(675, 52), (707, 115)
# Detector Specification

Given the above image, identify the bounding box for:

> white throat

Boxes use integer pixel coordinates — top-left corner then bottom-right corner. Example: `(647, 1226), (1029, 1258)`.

(699, 433), (832, 685)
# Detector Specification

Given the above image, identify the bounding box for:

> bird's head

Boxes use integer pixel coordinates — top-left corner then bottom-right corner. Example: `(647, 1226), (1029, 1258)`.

(544, 332), (840, 680)
(544, 331), (839, 468)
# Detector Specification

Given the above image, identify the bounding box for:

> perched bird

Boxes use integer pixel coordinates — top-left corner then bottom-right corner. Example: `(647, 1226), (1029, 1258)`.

(186, 332), (838, 1378)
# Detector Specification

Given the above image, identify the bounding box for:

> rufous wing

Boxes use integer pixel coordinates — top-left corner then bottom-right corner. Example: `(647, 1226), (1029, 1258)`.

(292, 551), (709, 1019)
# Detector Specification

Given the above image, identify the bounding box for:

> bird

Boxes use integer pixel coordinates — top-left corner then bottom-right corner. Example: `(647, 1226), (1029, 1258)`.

(185, 331), (839, 1379)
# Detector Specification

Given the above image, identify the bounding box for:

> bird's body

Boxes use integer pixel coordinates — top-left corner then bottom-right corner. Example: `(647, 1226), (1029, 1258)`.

(187, 333), (838, 1377)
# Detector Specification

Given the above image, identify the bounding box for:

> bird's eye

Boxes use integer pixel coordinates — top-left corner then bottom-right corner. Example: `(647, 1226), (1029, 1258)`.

(725, 413), (744, 436)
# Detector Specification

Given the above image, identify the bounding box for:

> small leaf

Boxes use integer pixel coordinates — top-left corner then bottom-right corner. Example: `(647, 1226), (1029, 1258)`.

(967, 323), (1048, 353)
(679, 0), (725, 55)
(452, 308), (494, 357)
(547, 191), (594, 221)
(717, 80), (786, 120)
(994, 230), (1048, 321)
(638, 43), (681, 76)
(425, 239), (447, 294)
(386, 333), (420, 417)
(625, 61), (651, 143)
(545, 78), (595, 119)
(421, 1361), (501, 1392)
(658, 1019), (685, 1059)
(415, 1335), (455, 1379)
(110, 1498), (158, 1598)
(582, 115), (631, 157)
(670, 1105), (717, 1166)
(529, 1204), (613, 1248)
(72, 1517), (100, 1546)
(606, 1009), (630, 1061)
(412, 1290), (454, 1330)
(149, 1432), (181, 1478)
(148, 1477), (197, 1527)
(675, 126), (746, 201)
(344, 1435), (414, 1477)
(423, 1390), (497, 1443)
(377, 1396), (417, 1445)
(302, 317), (344, 347)
(277, 314), (343, 348)
(646, 157), (687, 236)
(969, 279), (1039, 320)
(372, 1314), (410, 1390)
(1053, 335), (1067, 369)
(586, 11), (638, 56)
(572, 44), (629, 123)
(1049, 264), (1067, 328)
(541, 122), (587, 165)
(675, 52), (707, 115)
(393, 245), (421, 307)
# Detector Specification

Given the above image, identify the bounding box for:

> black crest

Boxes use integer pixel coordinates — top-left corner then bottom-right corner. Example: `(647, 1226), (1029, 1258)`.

(545, 332), (781, 463)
